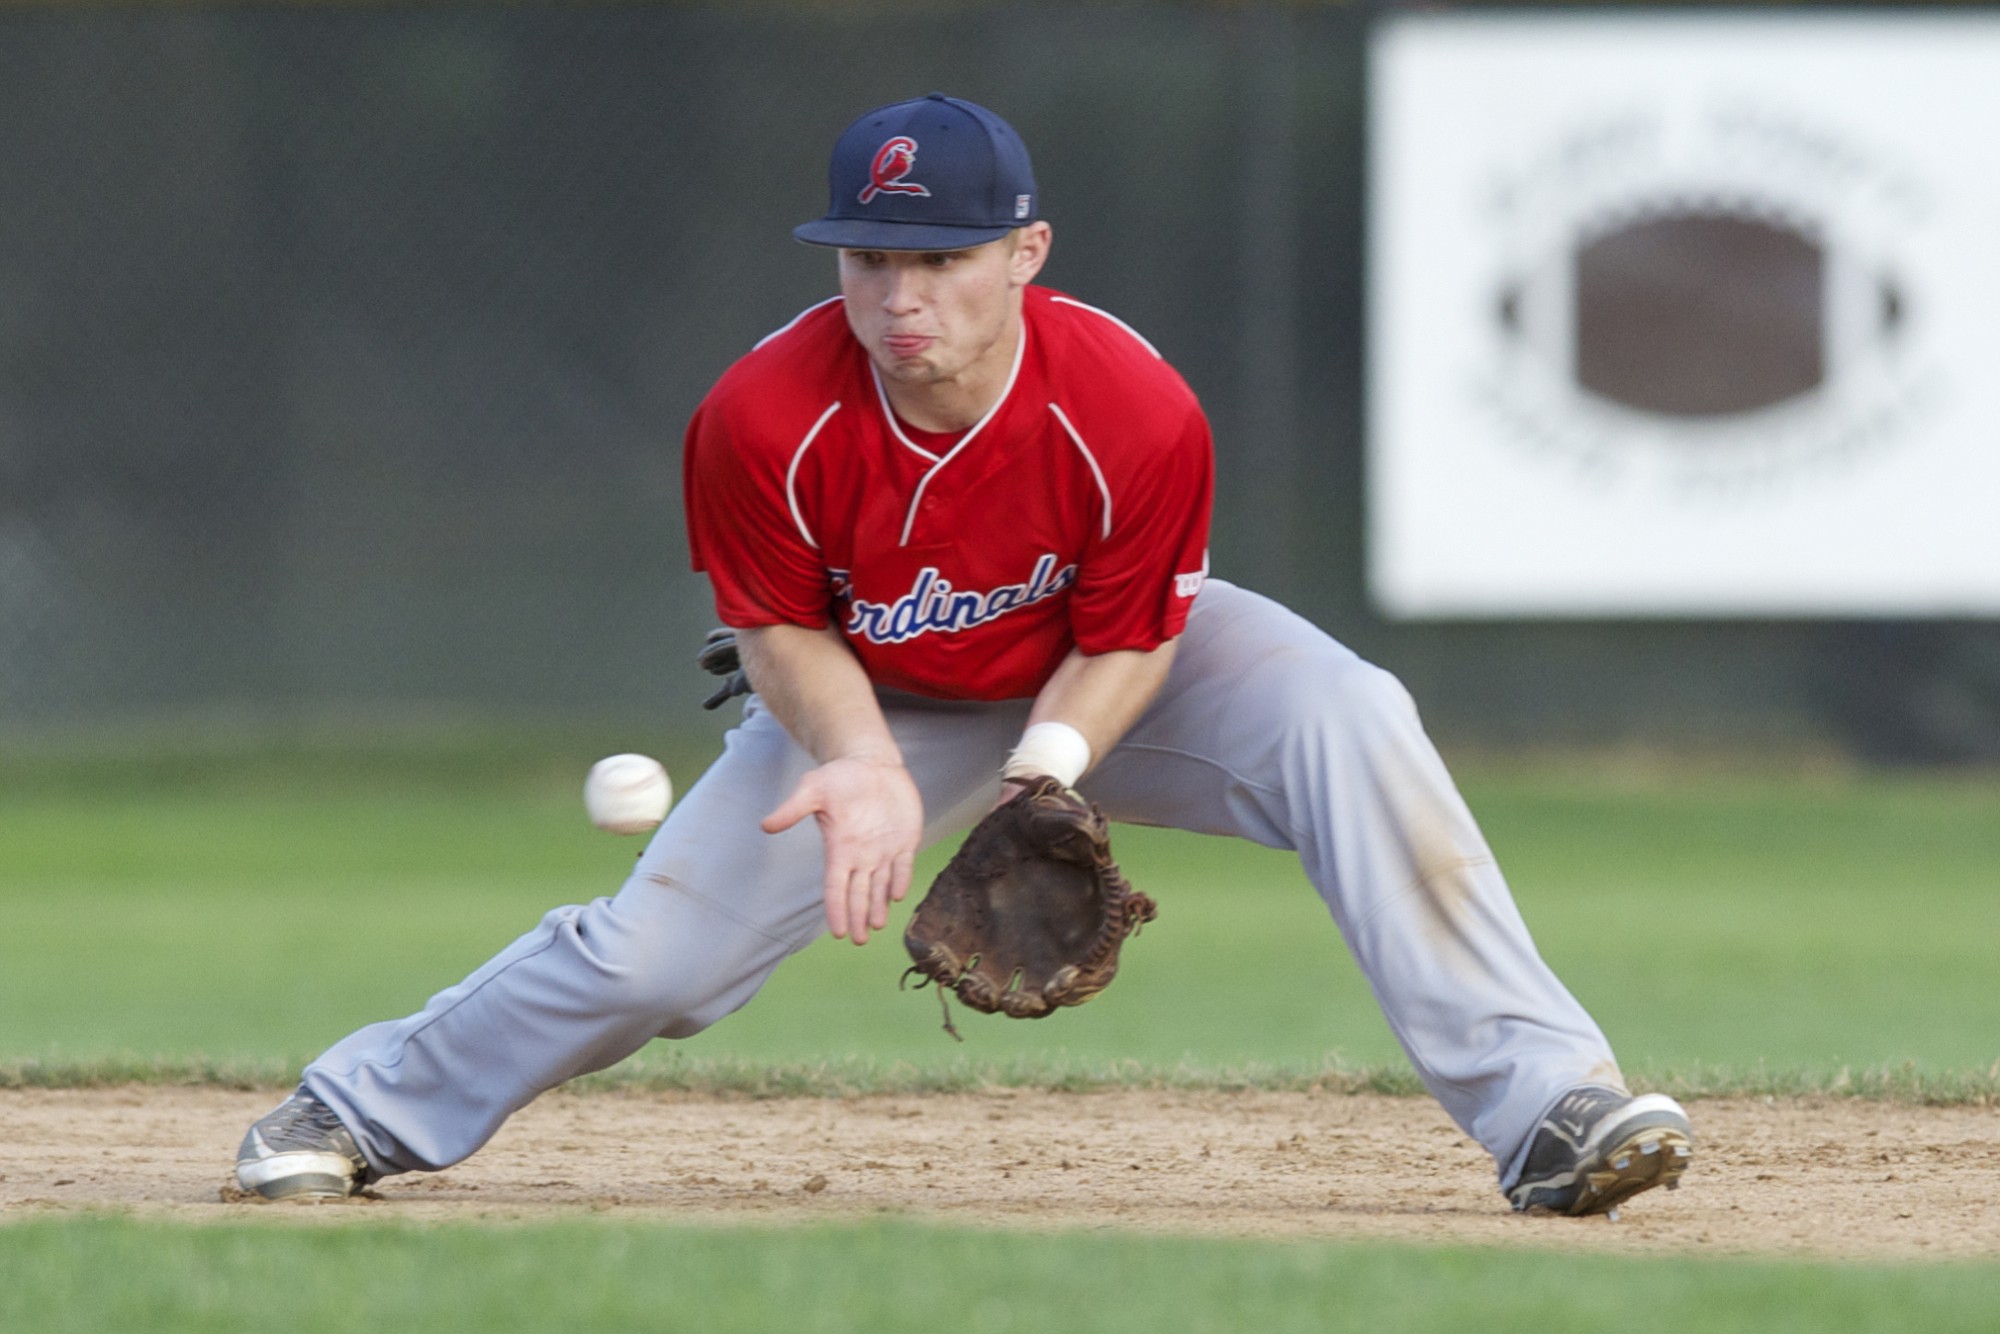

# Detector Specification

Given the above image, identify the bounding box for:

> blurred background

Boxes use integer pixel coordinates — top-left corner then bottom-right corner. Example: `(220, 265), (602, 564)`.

(2, 0), (1998, 763)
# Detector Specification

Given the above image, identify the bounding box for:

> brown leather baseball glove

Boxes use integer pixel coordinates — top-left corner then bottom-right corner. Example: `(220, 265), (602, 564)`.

(903, 775), (1156, 1038)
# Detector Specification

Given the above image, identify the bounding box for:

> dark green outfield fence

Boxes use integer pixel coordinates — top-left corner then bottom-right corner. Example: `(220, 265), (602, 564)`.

(1, 0), (1995, 760)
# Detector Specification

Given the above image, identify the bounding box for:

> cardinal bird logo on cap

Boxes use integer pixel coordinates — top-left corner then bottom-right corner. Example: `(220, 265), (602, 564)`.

(859, 136), (931, 205)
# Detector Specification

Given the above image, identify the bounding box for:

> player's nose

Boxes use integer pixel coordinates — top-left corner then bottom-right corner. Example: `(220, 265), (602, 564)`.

(879, 260), (927, 313)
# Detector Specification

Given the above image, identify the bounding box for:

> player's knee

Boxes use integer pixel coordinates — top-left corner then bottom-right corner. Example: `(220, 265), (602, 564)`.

(1256, 651), (1425, 768)
(556, 902), (716, 1029)
(592, 958), (764, 1044)
(593, 962), (702, 1026)
(636, 976), (758, 1041)
(1340, 658), (1422, 725)
(1257, 647), (1415, 726)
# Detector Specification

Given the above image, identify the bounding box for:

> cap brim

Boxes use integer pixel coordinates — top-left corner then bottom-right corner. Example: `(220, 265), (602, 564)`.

(793, 218), (1018, 251)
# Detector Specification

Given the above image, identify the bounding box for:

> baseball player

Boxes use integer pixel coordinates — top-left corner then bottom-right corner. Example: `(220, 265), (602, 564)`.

(236, 93), (1692, 1216)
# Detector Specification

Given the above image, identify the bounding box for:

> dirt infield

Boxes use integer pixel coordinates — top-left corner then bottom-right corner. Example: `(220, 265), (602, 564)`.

(3, 1087), (1996, 1259)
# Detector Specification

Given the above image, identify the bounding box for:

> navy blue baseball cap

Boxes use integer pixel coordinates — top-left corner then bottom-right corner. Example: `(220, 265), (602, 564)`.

(794, 93), (1038, 251)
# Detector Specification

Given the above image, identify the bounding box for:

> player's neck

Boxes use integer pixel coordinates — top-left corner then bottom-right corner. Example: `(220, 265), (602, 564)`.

(876, 314), (1023, 433)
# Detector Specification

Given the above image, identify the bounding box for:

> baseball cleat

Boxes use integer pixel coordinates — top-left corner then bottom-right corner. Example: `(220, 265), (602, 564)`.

(1507, 1086), (1693, 1217)
(235, 1087), (372, 1200)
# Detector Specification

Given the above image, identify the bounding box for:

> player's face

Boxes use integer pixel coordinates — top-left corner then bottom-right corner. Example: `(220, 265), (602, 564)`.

(838, 224), (1052, 402)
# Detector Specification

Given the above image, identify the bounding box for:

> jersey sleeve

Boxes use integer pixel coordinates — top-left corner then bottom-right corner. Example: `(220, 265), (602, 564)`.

(1066, 404), (1215, 655)
(682, 393), (833, 630)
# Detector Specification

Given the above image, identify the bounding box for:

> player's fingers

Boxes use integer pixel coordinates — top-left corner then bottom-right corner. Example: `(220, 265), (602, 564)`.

(845, 865), (875, 946)
(888, 850), (915, 903)
(866, 861), (893, 932)
(822, 860), (853, 939)
(761, 778), (820, 835)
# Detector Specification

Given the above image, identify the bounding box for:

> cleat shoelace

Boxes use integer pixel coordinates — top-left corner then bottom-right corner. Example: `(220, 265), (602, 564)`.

(256, 1095), (355, 1155)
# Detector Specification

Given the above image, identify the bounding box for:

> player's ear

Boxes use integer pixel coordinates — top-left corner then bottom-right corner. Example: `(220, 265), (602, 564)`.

(1009, 222), (1052, 286)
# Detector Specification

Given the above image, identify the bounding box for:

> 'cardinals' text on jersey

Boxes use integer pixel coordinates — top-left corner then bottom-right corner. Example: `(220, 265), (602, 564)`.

(683, 286), (1214, 700)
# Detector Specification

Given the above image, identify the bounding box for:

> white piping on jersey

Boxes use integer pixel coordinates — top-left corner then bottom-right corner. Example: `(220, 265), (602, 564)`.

(893, 319), (1029, 547)
(1046, 402), (1113, 540)
(785, 401), (843, 550)
(1049, 296), (1162, 359)
(869, 369), (943, 465)
(753, 295), (844, 351)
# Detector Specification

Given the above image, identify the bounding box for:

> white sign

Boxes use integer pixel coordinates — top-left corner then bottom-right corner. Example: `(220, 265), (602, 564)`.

(1369, 13), (2000, 616)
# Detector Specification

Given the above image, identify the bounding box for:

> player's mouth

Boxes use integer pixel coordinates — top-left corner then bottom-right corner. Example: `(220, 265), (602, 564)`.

(882, 333), (935, 358)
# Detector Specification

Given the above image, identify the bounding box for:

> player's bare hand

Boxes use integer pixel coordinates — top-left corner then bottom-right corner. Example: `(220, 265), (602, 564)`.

(761, 756), (922, 945)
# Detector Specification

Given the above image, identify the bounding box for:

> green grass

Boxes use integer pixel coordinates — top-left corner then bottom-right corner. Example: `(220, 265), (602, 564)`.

(6, 733), (2000, 1325)
(4, 735), (1998, 1089)
(1467, 765), (2000, 1080)
(5, 1215), (2000, 1334)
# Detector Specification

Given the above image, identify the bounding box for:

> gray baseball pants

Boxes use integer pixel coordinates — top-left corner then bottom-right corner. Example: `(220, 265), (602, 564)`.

(304, 579), (1621, 1191)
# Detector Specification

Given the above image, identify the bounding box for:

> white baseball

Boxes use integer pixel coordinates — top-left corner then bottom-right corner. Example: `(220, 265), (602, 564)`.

(584, 753), (673, 835)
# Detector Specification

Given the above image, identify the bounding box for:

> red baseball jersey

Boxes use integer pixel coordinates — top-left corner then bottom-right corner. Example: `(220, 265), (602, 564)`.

(683, 285), (1214, 701)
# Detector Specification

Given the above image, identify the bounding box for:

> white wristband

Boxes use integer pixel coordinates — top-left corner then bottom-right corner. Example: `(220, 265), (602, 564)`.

(1002, 721), (1092, 788)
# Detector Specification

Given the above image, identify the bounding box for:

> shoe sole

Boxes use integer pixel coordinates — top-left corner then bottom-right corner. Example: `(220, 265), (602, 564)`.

(236, 1152), (360, 1201)
(1565, 1122), (1694, 1217)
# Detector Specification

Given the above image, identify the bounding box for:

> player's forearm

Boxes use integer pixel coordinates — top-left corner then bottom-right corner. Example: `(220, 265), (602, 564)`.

(1018, 640), (1179, 782)
(734, 623), (904, 768)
